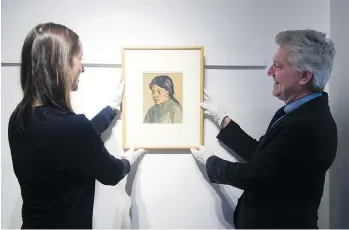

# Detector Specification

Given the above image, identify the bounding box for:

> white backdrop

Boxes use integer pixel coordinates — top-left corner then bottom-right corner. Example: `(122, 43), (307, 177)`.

(1, 0), (332, 229)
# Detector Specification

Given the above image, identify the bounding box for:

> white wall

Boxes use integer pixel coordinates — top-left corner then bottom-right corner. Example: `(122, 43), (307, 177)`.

(329, 0), (349, 228)
(1, 0), (332, 228)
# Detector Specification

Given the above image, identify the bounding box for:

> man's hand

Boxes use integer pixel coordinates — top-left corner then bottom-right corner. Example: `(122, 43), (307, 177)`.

(190, 145), (214, 165)
(109, 80), (124, 110)
(200, 89), (229, 126)
(121, 147), (147, 165)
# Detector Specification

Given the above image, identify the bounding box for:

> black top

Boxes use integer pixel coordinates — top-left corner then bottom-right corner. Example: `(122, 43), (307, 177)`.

(206, 92), (337, 229)
(8, 105), (130, 229)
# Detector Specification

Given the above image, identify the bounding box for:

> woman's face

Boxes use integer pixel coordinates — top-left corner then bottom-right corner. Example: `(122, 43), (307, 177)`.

(151, 84), (169, 104)
(71, 41), (84, 91)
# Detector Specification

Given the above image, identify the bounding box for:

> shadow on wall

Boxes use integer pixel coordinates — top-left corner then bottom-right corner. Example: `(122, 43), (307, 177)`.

(125, 154), (150, 229)
(8, 196), (23, 228)
(125, 150), (237, 229)
(101, 112), (150, 229)
(194, 158), (236, 229)
(202, 114), (244, 228)
(101, 111), (121, 142)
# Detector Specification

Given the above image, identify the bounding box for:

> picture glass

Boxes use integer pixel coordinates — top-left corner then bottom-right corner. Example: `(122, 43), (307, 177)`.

(122, 47), (203, 149)
(143, 73), (183, 124)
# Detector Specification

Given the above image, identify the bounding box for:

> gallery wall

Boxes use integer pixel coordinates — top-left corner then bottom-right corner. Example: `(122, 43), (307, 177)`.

(1, 0), (337, 229)
(329, 0), (349, 228)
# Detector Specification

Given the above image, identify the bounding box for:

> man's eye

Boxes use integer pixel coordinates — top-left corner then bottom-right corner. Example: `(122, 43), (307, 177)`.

(274, 63), (282, 68)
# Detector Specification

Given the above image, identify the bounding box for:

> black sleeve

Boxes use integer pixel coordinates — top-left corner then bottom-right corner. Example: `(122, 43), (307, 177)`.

(207, 126), (302, 190)
(89, 106), (118, 136)
(216, 120), (261, 162)
(65, 115), (130, 185)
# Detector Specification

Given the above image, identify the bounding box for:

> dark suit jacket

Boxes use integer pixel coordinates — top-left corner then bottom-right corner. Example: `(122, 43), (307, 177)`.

(206, 92), (337, 229)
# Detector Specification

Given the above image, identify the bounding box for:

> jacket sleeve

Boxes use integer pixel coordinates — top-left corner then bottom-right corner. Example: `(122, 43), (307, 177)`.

(90, 106), (118, 135)
(207, 126), (303, 190)
(65, 115), (130, 185)
(216, 120), (261, 162)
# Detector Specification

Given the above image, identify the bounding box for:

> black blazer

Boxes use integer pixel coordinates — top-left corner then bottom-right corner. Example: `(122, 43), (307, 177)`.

(206, 92), (337, 229)
(8, 105), (129, 229)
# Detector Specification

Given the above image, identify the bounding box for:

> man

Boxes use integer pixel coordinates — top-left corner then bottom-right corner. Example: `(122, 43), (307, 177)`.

(191, 29), (337, 229)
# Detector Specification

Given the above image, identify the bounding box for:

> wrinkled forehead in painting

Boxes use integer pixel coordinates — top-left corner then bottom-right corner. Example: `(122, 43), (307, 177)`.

(151, 84), (168, 95)
(149, 75), (175, 97)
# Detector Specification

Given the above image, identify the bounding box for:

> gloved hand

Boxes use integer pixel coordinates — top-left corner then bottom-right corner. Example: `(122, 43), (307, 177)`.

(108, 80), (124, 110)
(200, 89), (228, 126)
(121, 147), (147, 165)
(190, 145), (214, 165)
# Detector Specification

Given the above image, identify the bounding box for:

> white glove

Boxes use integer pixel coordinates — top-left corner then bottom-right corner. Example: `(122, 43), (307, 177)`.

(121, 148), (147, 165)
(109, 80), (124, 110)
(200, 89), (228, 126)
(190, 145), (214, 165)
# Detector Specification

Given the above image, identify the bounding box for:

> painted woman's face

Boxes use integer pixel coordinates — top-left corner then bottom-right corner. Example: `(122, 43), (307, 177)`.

(151, 84), (169, 104)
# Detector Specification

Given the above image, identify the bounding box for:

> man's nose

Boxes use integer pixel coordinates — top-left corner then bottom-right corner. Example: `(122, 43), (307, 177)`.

(267, 65), (274, 76)
(81, 64), (85, 73)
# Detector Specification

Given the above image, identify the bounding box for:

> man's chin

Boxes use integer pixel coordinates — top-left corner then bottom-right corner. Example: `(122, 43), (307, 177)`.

(272, 90), (279, 97)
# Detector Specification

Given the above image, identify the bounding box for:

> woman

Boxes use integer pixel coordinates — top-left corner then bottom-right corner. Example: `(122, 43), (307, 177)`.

(143, 75), (183, 124)
(8, 22), (145, 229)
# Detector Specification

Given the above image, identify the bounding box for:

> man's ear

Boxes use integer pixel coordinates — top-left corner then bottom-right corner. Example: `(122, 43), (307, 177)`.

(299, 71), (313, 85)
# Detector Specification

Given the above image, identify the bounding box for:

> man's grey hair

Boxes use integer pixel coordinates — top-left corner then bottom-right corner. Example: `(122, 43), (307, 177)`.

(275, 29), (335, 92)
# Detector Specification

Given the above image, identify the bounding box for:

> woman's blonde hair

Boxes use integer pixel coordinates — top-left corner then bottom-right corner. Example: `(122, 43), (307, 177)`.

(14, 22), (80, 132)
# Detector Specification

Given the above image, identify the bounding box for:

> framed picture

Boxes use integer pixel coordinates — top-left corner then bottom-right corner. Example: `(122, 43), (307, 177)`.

(121, 46), (204, 149)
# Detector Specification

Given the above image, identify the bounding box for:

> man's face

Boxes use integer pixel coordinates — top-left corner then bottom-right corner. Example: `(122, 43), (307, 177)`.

(151, 84), (169, 105)
(267, 45), (307, 104)
(71, 41), (84, 91)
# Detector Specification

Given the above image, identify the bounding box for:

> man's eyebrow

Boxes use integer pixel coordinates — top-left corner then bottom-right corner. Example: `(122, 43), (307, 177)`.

(273, 61), (283, 65)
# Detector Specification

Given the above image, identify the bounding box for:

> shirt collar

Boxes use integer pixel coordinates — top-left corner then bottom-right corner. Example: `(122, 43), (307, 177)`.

(284, 92), (322, 114)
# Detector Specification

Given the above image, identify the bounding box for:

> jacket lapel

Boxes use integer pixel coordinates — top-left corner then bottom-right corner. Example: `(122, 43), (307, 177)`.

(253, 92), (328, 156)
(256, 107), (304, 152)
